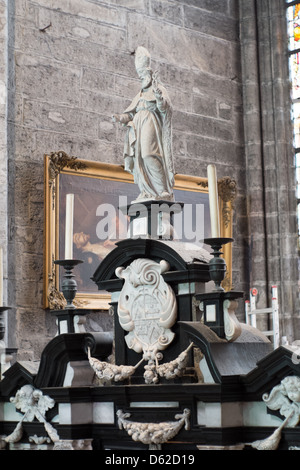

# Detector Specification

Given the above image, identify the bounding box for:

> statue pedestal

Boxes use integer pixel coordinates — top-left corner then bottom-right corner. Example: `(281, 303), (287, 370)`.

(50, 308), (92, 334)
(120, 199), (184, 240)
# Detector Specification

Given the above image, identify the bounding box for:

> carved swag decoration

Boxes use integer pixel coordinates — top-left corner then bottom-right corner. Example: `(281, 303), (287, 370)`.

(117, 408), (190, 448)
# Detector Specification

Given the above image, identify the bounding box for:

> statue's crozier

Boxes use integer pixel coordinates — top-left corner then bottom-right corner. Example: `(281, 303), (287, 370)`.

(112, 47), (175, 202)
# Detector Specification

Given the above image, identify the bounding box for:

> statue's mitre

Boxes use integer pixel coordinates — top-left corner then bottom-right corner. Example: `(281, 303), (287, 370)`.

(135, 46), (151, 70)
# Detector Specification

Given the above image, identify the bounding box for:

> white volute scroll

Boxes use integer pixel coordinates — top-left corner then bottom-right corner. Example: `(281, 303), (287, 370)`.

(116, 258), (177, 360)
(223, 299), (242, 342)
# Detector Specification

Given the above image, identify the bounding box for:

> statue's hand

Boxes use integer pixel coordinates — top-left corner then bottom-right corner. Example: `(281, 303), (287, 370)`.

(112, 114), (120, 123)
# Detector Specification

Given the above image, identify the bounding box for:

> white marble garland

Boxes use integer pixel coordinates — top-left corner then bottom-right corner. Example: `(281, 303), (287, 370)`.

(117, 408), (190, 448)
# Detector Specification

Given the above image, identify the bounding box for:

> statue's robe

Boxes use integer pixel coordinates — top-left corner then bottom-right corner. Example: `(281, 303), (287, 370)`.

(122, 85), (174, 201)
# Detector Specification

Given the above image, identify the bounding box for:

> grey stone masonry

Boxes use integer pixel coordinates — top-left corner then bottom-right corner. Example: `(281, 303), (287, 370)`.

(2, 0), (246, 361)
(0, 0), (8, 332)
(240, 0), (299, 340)
(1, 0), (298, 360)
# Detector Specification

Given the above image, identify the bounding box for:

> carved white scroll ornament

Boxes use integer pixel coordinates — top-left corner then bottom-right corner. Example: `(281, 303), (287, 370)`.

(223, 299), (242, 342)
(117, 408), (190, 446)
(116, 258), (177, 360)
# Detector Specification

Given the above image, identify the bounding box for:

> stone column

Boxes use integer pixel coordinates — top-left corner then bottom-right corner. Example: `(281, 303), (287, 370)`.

(240, 0), (299, 341)
(239, 0), (269, 310)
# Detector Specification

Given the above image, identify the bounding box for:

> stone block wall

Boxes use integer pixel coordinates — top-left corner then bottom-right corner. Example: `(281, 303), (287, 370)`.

(0, 0), (8, 315)
(4, 0), (246, 360)
(240, 0), (299, 340)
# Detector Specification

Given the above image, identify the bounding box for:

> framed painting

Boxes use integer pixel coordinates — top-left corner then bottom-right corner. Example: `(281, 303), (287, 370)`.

(43, 151), (235, 310)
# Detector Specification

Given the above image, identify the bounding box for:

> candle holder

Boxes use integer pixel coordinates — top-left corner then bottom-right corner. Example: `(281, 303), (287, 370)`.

(0, 306), (11, 341)
(204, 237), (233, 292)
(54, 259), (83, 309)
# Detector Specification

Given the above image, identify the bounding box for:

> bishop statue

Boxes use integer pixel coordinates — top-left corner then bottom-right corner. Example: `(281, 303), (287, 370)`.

(112, 46), (175, 203)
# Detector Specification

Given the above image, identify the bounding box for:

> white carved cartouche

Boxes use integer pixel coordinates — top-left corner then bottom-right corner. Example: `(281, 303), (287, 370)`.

(116, 258), (177, 360)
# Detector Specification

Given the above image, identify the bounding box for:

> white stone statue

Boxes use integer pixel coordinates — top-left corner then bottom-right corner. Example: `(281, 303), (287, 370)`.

(112, 46), (175, 202)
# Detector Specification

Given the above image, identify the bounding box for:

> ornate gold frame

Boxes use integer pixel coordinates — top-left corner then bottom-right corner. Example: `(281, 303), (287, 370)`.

(43, 151), (235, 310)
